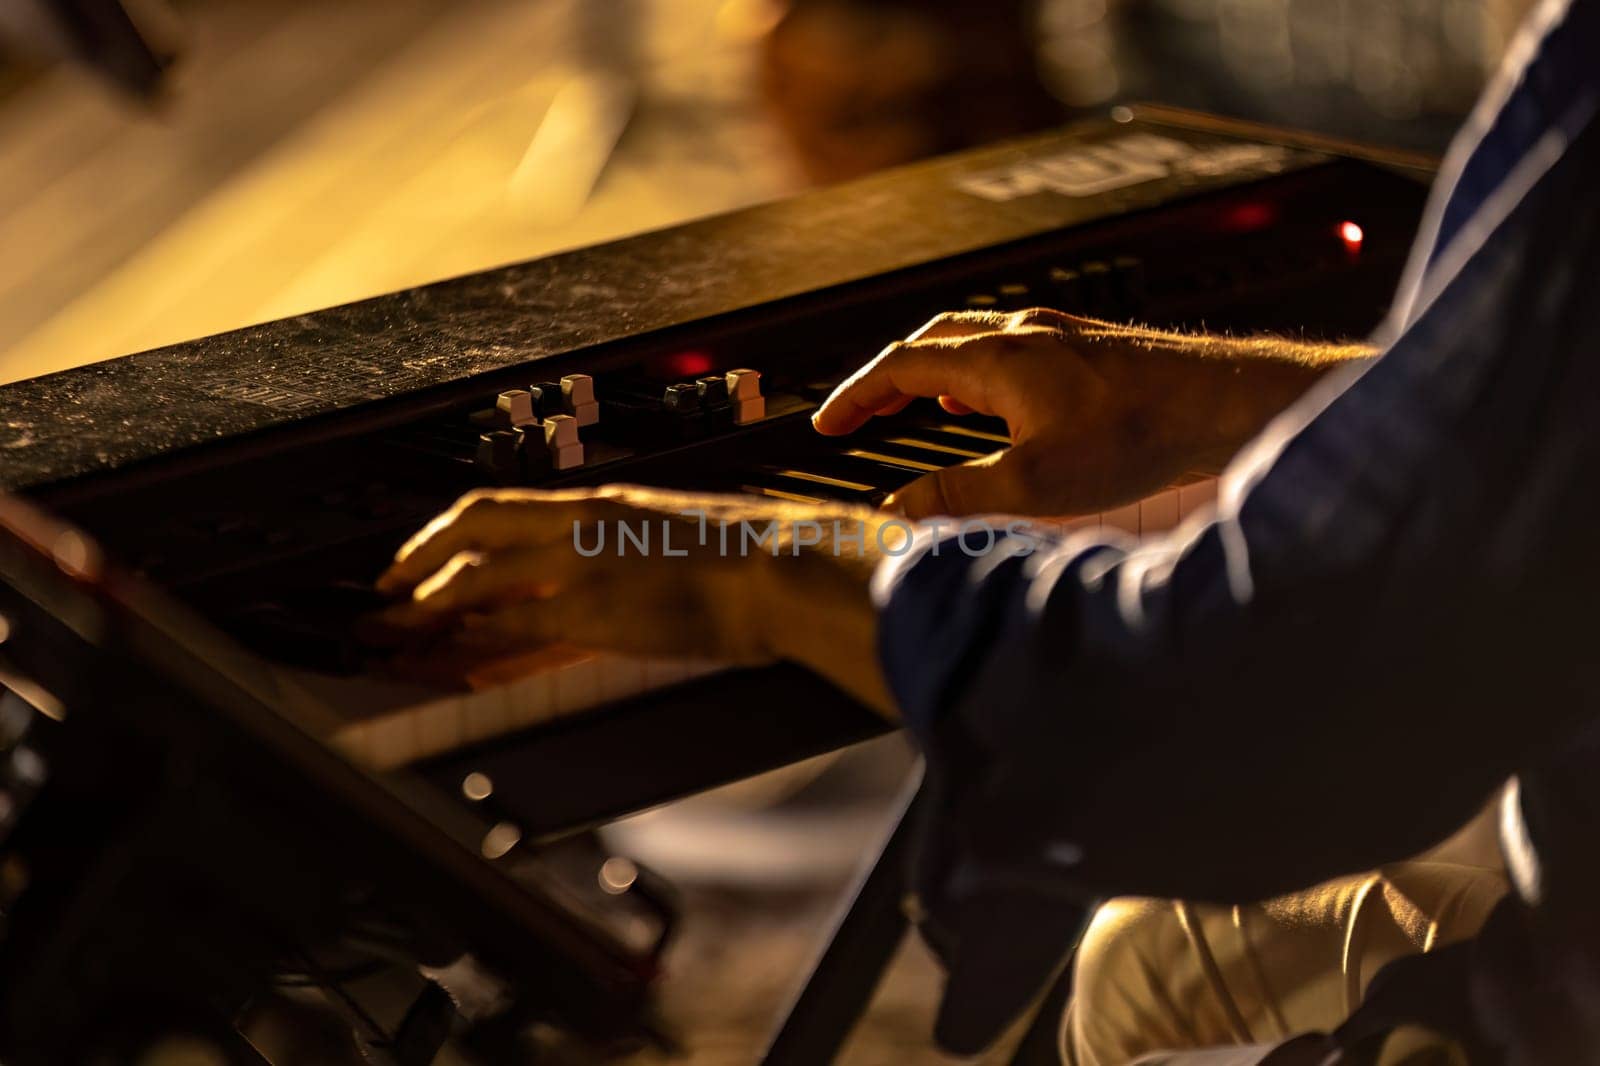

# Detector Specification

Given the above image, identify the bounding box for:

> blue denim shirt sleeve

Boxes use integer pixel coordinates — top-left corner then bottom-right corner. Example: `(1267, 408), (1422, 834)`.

(874, 0), (1600, 1050)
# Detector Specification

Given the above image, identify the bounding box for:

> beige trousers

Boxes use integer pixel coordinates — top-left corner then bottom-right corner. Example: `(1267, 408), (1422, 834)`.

(1063, 802), (1509, 1066)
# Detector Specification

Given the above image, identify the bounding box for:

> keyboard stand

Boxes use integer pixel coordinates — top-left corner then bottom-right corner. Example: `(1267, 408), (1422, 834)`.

(759, 768), (1080, 1066)
(760, 772), (923, 1066)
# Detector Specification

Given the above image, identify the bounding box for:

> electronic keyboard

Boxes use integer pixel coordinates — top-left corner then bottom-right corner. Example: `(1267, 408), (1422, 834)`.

(0, 106), (1434, 1062)
(0, 104), (1432, 836)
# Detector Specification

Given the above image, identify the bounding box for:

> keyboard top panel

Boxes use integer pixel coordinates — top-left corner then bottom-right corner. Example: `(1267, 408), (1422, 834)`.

(0, 113), (1332, 495)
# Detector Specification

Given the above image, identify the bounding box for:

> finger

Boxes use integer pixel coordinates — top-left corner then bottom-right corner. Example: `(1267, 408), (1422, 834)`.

(874, 395), (916, 417)
(451, 589), (652, 658)
(939, 395), (975, 415)
(881, 448), (1035, 519)
(813, 327), (1059, 436)
(457, 564), (756, 662)
(378, 488), (607, 594)
(904, 307), (1079, 340)
(907, 310), (1006, 341)
(407, 546), (569, 615)
(1001, 307), (1082, 332)
(812, 338), (985, 435)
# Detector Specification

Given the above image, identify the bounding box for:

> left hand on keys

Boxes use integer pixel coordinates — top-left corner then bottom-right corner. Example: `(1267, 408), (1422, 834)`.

(375, 485), (902, 717)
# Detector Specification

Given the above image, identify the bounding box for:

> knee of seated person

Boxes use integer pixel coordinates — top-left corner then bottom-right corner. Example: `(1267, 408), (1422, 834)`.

(1066, 899), (1193, 1065)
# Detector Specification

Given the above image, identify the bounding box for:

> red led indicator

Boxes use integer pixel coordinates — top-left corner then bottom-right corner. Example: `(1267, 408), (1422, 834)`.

(1222, 201), (1278, 232)
(1339, 220), (1365, 249)
(662, 350), (715, 377)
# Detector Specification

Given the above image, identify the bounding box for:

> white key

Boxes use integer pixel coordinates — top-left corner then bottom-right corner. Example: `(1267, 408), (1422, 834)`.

(1177, 477), (1219, 518)
(570, 401), (600, 427)
(281, 649), (740, 772)
(415, 692), (465, 755)
(551, 653), (600, 710)
(1100, 503), (1141, 535)
(1139, 488), (1182, 535)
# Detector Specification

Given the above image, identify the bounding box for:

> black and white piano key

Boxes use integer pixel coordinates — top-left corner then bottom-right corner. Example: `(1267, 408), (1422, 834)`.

(745, 467), (883, 504)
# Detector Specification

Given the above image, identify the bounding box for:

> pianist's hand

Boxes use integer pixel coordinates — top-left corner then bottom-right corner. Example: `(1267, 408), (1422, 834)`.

(813, 309), (1373, 518)
(374, 485), (899, 716)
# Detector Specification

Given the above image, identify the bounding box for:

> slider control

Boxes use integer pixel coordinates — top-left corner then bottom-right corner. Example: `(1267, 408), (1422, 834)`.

(726, 368), (764, 424)
(543, 413), (584, 471)
(470, 389), (537, 430)
(662, 382), (701, 415)
(476, 431), (522, 484)
(496, 389), (537, 427)
(696, 374), (730, 406)
(561, 373), (600, 427)
(529, 381), (564, 419)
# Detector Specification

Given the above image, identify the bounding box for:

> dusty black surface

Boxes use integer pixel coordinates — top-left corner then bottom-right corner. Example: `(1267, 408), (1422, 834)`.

(0, 114), (1327, 495)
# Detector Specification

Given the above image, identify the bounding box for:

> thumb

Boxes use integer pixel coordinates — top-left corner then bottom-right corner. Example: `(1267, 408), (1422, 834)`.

(883, 448), (1034, 519)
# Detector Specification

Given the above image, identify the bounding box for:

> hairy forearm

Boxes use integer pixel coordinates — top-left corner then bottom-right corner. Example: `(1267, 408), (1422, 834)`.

(1195, 335), (1378, 469)
(1079, 321), (1379, 474)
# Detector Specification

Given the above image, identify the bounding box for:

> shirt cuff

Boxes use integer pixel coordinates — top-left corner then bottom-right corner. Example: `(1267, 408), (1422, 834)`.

(870, 519), (1041, 735)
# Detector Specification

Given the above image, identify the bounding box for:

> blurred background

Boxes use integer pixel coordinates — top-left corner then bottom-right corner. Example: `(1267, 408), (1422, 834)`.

(0, 0), (1531, 387)
(0, 1), (1536, 1061)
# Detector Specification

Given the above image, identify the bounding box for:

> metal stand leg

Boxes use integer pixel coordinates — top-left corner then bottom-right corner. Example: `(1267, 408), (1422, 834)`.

(1007, 961), (1076, 1066)
(759, 774), (922, 1066)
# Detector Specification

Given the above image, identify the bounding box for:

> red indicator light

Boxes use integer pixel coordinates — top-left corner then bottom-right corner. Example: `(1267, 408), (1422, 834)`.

(1222, 201), (1278, 232)
(1339, 220), (1365, 249)
(662, 350), (715, 377)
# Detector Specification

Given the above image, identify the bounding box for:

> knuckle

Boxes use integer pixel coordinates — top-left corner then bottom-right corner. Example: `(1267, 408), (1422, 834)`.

(437, 552), (486, 589)
(452, 548), (488, 570)
(970, 333), (1029, 363)
(587, 485), (636, 519)
(456, 489), (501, 518)
(1007, 307), (1064, 330)
(876, 339), (912, 364)
(595, 486), (630, 512)
(1005, 446), (1048, 492)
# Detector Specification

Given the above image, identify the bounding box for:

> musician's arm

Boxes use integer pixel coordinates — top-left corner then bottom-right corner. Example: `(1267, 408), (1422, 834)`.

(877, 113), (1600, 1044)
(813, 311), (1375, 518)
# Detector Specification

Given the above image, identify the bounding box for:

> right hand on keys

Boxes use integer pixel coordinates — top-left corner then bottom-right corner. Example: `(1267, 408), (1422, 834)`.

(814, 309), (1373, 519)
